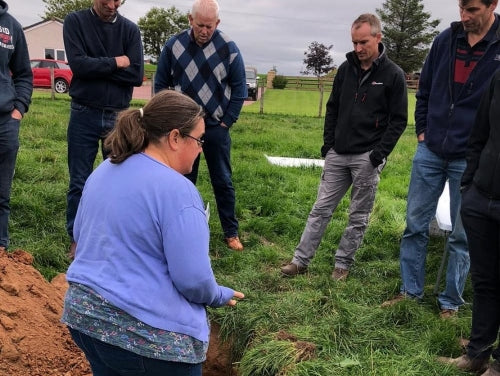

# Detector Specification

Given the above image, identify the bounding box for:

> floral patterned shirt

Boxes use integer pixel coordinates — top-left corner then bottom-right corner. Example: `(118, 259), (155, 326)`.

(61, 282), (207, 363)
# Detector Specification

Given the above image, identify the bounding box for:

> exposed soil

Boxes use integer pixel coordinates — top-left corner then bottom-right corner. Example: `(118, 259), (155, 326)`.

(0, 249), (232, 376)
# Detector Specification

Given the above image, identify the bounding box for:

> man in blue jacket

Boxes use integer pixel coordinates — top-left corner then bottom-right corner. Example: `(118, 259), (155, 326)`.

(281, 14), (407, 280)
(383, 0), (500, 319)
(0, 0), (32, 252)
(63, 0), (144, 257)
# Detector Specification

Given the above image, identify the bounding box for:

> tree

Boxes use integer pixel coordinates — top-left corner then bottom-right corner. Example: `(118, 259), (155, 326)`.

(42, 0), (126, 20)
(301, 41), (335, 79)
(302, 41), (335, 118)
(137, 7), (189, 62)
(376, 0), (440, 74)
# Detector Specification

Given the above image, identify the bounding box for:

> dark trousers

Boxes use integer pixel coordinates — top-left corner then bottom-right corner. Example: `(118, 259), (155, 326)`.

(0, 117), (20, 249)
(69, 328), (202, 376)
(185, 124), (238, 238)
(461, 184), (500, 361)
(66, 102), (117, 240)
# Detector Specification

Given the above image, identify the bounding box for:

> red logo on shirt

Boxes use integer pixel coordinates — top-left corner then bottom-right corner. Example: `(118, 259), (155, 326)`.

(0, 33), (11, 44)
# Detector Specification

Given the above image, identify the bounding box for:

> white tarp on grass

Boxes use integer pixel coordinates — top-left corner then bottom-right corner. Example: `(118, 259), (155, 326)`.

(265, 155), (324, 168)
(265, 153), (451, 232)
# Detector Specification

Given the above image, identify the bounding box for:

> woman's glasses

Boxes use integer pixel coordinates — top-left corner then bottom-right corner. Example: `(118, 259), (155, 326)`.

(183, 134), (204, 147)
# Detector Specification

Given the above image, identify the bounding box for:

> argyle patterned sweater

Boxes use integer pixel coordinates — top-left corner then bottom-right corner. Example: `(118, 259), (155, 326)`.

(155, 28), (247, 127)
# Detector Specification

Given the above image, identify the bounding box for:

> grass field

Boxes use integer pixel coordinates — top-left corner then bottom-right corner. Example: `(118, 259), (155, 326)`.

(13, 89), (473, 375)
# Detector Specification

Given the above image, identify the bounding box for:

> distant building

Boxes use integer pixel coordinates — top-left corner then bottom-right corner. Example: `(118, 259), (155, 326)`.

(23, 18), (66, 61)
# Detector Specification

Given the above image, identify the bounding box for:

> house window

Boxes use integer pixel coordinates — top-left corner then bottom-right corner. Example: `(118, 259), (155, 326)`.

(45, 48), (55, 60)
(44, 48), (66, 61)
(56, 50), (65, 60)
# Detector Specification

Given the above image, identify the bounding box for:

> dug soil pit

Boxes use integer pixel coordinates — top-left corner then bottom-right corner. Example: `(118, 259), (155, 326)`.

(0, 249), (233, 376)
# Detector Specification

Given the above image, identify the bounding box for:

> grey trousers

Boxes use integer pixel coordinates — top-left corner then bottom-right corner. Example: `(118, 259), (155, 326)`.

(292, 149), (383, 270)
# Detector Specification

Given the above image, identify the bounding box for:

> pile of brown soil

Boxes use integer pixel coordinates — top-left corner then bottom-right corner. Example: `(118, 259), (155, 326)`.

(0, 249), (232, 376)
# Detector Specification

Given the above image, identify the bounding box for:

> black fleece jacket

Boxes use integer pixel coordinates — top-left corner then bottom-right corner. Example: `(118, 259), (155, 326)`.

(461, 70), (500, 200)
(322, 43), (408, 167)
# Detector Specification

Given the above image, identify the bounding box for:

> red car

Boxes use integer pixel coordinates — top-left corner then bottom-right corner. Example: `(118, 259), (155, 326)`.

(30, 59), (73, 94)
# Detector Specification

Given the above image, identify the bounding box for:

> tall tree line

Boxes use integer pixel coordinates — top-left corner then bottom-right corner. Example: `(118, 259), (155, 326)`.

(377, 0), (440, 74)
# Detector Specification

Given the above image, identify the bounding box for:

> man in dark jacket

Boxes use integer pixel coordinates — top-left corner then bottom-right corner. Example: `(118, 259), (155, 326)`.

(63, 0), (144, 257)
(0, 0), (32, 251)
(438, 70), (500, 376)
(383, 0), (500, 319)
(281, 13), (407, 280)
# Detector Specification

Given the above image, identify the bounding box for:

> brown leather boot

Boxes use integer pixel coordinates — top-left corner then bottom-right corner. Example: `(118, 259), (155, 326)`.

(280, 262), (307, 277)
(331, 267), (349, 281)
(437, 354), (489, 373)
(225, 236), (244, 251)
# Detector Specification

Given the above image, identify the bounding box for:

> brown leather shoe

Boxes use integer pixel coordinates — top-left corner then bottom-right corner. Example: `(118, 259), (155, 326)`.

(225, 236), (244, 251)
(439, 309), (458, 319)
(381, 293), (407, 308)
(280, 263), (307, 277)
(331, 267), (349, 281)
(437, 354), (489, 373)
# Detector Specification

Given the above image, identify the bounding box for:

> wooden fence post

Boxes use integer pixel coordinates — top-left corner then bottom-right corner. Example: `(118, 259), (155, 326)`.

(50, 67), (55, 100)
(318, 80), (324, 118)
(259, 80), (264, 115)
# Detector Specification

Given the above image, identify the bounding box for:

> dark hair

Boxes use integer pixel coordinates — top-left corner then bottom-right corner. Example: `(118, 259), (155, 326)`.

(461, 0), (495, 6)
(352, 13), (382, 36)
(104, 90), (204, 164)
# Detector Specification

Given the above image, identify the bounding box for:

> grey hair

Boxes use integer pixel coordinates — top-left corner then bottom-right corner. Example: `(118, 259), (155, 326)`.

(191, 0), (220, 19)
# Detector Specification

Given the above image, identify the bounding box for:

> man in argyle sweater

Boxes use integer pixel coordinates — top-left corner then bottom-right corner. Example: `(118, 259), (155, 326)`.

(155, 0), (247, 251)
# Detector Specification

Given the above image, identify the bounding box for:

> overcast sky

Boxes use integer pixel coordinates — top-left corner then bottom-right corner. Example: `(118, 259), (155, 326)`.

(8, 0), (460, 75)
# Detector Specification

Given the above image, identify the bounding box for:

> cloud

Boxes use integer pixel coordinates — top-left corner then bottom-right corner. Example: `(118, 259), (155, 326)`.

(10, 0), (457, 75)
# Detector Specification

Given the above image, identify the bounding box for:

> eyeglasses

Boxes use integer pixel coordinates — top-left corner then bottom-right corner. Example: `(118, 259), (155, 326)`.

(183, 134), (204, 147)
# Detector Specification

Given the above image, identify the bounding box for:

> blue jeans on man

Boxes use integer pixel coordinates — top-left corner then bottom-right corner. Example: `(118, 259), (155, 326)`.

(0, 117), (20, 249)
(66, 102), (117, 240)
(185, 124), (238, 238)
(399, 142), (469, 311)
(69, 328), (202, 376)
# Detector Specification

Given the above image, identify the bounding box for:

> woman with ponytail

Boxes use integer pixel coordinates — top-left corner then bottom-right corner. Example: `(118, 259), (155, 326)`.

(62, 90), (244, 376)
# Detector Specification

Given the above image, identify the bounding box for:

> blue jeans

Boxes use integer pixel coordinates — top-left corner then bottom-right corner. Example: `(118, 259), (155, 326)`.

(185, 124), (238, 238)
(0, 117), (20, 249)
(69, 328), (202, 376)
(399, 142), (469, 310)
(293, 149), (383, 270)
(66, 102), (117, 240)
(461, 185), (500, 361)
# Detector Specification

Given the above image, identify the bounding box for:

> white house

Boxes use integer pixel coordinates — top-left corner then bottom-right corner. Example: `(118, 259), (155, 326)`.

(23, 18), (66, 61)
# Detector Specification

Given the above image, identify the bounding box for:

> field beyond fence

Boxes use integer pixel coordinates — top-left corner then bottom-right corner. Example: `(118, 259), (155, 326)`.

(261, 74), (418, 91)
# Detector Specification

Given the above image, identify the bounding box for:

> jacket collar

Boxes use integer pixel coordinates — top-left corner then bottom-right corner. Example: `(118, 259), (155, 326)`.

(346, 42), (387, 70)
